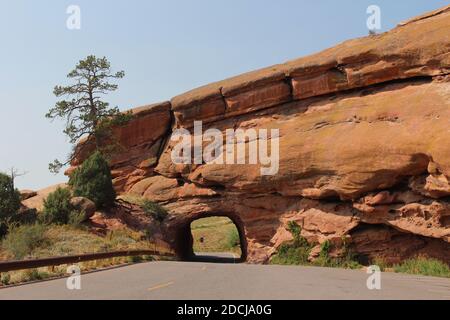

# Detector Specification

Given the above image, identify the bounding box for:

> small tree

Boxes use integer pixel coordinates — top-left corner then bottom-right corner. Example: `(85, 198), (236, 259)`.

(40, 187), (74, 225)
(0, 172), (21, 236)
(46, 55), (131, 173)
(69, 151), (116, 208)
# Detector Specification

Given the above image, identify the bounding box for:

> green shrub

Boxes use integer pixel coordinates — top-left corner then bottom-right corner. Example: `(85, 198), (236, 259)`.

(320, 240), (331, 258)
(334, 243), (361, 269)
(69, 151), (116, 208)
(271, 222), (361, 269)
(271, 242), (312, 265)
(2, 223), (48, 259)
(1, 273), (10, 285)
(287, 221), (309, 247)
(226, 228), (240, 249)
(128, 255), (143, 263)
(312, 239), (361, 269)
(314, 253), (361, 269)
(11, 209), (37, 225)
(40, 187), (74, 225)
(68, 210), (86, 228)
(0, 173), (21, 236)
(0, 222), (8, 239)
(313, 240), (332, 267)
(394, 257), (450, 278)
(142, 200), (168, 222)
(24, 269), (49, 281)
(142, 255), (155, 261)
(271, 222), (314, 265)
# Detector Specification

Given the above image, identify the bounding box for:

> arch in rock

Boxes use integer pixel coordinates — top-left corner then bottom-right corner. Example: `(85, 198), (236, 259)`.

(171, 212), (248, 262)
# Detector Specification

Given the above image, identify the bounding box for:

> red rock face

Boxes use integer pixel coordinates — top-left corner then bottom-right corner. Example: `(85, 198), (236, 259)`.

(68, 6), (450, 264)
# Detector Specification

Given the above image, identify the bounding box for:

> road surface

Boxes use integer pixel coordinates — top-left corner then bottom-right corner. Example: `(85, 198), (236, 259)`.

(0, 253), (449, 300)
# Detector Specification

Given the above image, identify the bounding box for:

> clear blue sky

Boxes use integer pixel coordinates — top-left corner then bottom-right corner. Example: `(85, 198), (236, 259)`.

(0, 0), (448, 189)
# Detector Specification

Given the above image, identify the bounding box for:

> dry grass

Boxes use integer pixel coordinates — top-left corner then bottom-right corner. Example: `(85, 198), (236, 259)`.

(0, 224), (172, 286)
(1, 224), (155, 260)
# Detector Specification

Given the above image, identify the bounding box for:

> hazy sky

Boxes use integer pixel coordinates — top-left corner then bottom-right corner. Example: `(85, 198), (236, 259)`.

(0, 0), (448, 189)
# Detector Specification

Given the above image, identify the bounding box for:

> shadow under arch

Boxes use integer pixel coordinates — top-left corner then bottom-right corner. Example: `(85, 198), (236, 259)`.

(174, 212), (247, 263)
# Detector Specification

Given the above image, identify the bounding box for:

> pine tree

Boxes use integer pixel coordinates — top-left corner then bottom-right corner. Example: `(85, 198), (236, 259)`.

(46, 55), (131, 173)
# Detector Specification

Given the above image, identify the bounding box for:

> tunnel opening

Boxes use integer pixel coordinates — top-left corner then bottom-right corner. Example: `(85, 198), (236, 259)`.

(174, 213), (247, 263)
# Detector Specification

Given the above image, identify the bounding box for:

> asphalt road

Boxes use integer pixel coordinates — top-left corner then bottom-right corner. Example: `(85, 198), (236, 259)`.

(0, 253), (449, 300)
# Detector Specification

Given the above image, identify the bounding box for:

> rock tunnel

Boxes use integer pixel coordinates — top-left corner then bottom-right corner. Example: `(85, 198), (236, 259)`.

(170, 212), (248, 262)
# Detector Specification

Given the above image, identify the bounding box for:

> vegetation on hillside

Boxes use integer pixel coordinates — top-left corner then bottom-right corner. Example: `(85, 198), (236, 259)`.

(0, 55), (176, 286)
(0, 154), (167, 286)
(2, 223), (48, 259)
(0, 224), (168, 286)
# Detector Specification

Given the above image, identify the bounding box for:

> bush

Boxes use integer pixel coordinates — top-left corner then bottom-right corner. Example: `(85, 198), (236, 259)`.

(319, 240), (331, 258)
(271, 242), (312, 265)
(40, 187), (74, 225)
(2, 223), (48, 259)
(23, 269), (49, 281)
(394, 257), (450, 278)
(10, 209), (37, 225)
(312, 239), (361, 269)
(0, 222), (8, 239)
(287, 221), (309, 248)
(127, 255), (143, 263)
(68, 210), (86, 228)
(142, 200), (168, 222)
(226, 228), (240, 249)
(271, 222), (314, 265)
(0, 173), (21, 236)
(271, 222), (361, 269)
(1, 273), (10, 286)
(313, 240), (332, 266)
(69, 151), (116, 208)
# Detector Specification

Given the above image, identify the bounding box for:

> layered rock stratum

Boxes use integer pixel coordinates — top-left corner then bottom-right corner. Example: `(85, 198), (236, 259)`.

(54, 6), (450, 263)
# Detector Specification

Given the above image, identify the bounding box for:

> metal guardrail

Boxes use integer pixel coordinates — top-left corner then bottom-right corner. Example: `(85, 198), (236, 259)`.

(0, 250), (175, 273)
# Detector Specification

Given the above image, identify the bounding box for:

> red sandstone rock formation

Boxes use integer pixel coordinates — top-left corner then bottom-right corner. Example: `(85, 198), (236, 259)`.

(62, 6), (450, 264)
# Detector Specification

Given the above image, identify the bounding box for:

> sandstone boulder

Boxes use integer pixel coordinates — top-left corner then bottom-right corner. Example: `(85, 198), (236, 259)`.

(19, 190), (37, 201)
(70, 197), (96, 220)
(21, 183), (67, 212)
